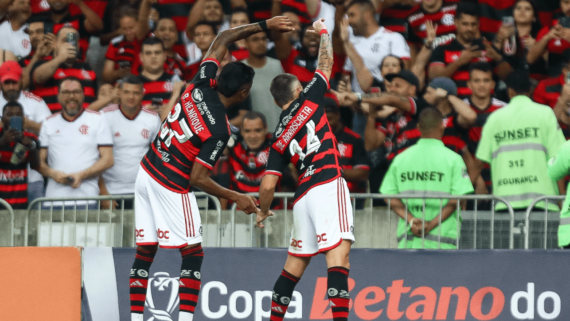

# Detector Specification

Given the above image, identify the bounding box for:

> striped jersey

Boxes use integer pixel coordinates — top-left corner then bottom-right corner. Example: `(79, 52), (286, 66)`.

(533, 74), (563, 109)
(407, 2), (457, 47)
(140, 58), (230, 193)
(36, 12), (92, 61)
(266, 70), (342, 204)
(335, 126), (369, 193)
(228, 134), (272, 193)
(30, 61), (97, 113)
(139, 72), (181, 107)
(429, 39), (495, 98)
(105, 35), (141, 69)
(0, 130), (38, 209)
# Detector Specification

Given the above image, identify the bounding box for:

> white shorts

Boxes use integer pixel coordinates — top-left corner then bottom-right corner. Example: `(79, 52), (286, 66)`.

(288, 177), (355, 257)
(134, 167), (203, 248)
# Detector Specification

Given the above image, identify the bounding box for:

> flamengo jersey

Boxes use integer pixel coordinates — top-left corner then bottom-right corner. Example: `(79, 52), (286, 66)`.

(30, 61), (97, 112)
(40, 109), (113, 199)
(0, 91), (52, 184)
(102, 105), (160, 194)
(266, 70), (342, 203)
(140, 72), (181, 107)
(228, 134), (271, 193)
(407, 2), (457, 47)
(141, 58), (230, 193)
(344, 27), (410, 93)
(0, 21), (31, 58)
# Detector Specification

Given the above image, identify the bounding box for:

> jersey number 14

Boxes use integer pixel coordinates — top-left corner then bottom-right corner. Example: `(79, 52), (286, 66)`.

(289, 120), (321, 169)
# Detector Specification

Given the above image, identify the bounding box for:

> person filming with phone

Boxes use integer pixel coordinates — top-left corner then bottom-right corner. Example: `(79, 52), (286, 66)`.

(30, 26), (98, 114)
(0, 101), (40, 209)
(38, 77), (114, 210)
(428, 2), (512, 99)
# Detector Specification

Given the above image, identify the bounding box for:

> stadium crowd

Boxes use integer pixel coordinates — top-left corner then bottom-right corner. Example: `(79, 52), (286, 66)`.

(0, 0), (568, 211)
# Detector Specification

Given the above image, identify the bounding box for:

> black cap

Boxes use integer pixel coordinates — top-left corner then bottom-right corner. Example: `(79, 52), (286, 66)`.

(384, 70), (420, 90)
(323, 93), (340, 113)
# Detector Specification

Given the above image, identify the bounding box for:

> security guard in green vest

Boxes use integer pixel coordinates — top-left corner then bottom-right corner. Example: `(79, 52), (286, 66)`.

(547, 141), (570, 248)
(380, 107), (474, 249)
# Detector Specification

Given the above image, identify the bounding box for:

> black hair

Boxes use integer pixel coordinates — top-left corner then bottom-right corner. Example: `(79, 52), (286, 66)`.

(218, 62), (255, 97)
(469, 62), (493, 77)
(242, 110), (268, 128)
(505, 70), (532, 94)
(381, 55), (405, 72)
(455, 2), (480, 20)
(514, 0), (542, 37)
(2, 101), (23, 115)
(56, 26), (79, 38)
(194, 20), (218, 35)
(140, 37), (165, 53)
(119, 8), (139, 21)
(562, 49), (570, 69)
(270, 73), (299, 107)
(230, 7), (251, 23)
(347, 0), (375, 12)
(58, 76), (84, 92)
(156, 17), (176, 28)
(120, 74), (144, 88)
(418, 107), (444, 133)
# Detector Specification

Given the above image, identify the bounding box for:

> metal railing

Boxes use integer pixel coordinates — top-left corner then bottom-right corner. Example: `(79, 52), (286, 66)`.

(230, 193), (516, 249)
(524, 196), (566, 249)
(0, 199), (16, 246)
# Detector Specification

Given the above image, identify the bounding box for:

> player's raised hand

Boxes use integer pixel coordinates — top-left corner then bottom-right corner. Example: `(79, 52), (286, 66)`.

(257, 210), (274, 228)
(312, 18), (326, 34)
(236, 194), (259, 214)
(266, 16), (296, 33)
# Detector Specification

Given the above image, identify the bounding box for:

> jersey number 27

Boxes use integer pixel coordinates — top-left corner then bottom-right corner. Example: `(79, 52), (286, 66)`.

(289, 120), (321, 169)
(159, 103), (193, 147)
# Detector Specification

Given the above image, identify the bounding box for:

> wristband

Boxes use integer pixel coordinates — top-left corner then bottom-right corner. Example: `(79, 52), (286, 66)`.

(258, 21), (268, 31)
(356, 92), (362, 102)
(319, 29), (328, 36)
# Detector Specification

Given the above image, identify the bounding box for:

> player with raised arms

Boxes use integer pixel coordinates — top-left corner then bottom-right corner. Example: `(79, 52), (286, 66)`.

(128, 16), (295, 321)
(257, 18), (354, 321)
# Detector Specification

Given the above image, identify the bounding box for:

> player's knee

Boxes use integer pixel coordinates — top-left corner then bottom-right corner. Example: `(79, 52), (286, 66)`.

(138, 244), (158, 253)
(179, 243), (202, 253)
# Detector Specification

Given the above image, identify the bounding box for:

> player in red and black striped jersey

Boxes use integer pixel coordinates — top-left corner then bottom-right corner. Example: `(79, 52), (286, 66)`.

(130, 16), (295, 321)
(227, 111), (272, 194)
(36, 0), (103, 61)
(30, 27), (97, 113)
(407, 0), (457, 58)
(428, 2), (512, 99)
(102, 12), (142, 84)
(258, 19), (354, 321)
(0, 102), (40, 209)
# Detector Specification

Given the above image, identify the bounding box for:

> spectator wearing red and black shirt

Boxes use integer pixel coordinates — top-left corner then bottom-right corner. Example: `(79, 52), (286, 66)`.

(227, 111), (271, 194)
(0, 101), (40, 209)
(380, 0), (418, 38)
(31, 27), (97, 113)
(428, 2), (512, 99)
(407, 0), (457, 60)
(19, 18), (53, 89)
(185, 21), (217, 80)
(36, 0), (104, 61)
(534, 50), (570, 108)
(463, 62), (506, 192)
(324, 96), (370, 195)
(138, 37), (181, 107)
(228, 8), (251, 61)
(102, 11), (142, 84)
(137, 0), (188, 78)
(528, 0), (570, 77)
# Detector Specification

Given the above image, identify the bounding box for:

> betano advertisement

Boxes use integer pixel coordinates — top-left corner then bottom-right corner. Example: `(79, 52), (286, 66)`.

(84, 248), (570, 321)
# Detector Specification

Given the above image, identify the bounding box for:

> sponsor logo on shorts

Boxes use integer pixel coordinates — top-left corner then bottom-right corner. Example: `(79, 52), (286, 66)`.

(290, 238), (303, 249)
(135, 229), (144, 238)
(316, 233), (327, 243)
(157, 229), (170, 239)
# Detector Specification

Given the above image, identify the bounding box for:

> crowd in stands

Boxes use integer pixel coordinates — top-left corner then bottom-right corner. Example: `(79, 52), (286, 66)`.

(0, 0), (568, 210)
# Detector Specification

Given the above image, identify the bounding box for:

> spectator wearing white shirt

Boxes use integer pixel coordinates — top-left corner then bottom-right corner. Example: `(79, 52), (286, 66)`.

(99, 75), (160, 209)
(0, 0), (32, 58)
(0, 61), (50, 202)
(38, 77), (114, 208)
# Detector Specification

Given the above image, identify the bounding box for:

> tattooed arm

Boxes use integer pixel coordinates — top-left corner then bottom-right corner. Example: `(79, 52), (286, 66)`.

(312, 18), (334, 80)
(361, 92), (413, 113)
(203, 16), (294, 63)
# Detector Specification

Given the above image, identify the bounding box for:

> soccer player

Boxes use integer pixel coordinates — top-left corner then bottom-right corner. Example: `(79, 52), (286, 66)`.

(257, 19), (354, 321)
(128, 16), (294, 321)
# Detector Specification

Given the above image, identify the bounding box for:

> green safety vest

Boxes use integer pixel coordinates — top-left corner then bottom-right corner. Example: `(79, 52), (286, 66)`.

(547, 140), (570, 247)
(380, 139), (474, 249)
(476, 95), (565, 211)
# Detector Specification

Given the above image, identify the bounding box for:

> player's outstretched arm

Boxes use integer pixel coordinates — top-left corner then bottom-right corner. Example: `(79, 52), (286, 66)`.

(190, 162), (260, 215)
(257, 174), (279, 228)
(203, 16), (295, 63)
(312, 18), (333, 81)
